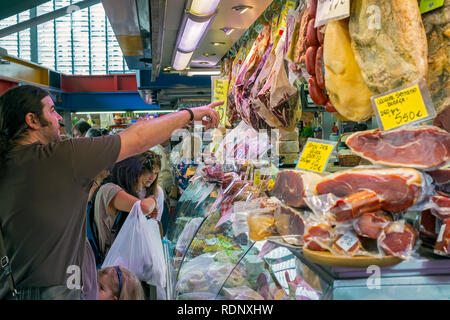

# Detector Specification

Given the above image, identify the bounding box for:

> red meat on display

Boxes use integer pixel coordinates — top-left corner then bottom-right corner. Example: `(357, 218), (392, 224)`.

(379, 222), (417, 257)
(346, 126), (450, 169)
(354, 211), (391, 239)
(316, 168), (424, 213)
(330, 190), (382, 222)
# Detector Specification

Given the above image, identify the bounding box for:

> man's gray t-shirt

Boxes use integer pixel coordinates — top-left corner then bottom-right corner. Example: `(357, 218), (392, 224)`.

(0, 135), (121, 299)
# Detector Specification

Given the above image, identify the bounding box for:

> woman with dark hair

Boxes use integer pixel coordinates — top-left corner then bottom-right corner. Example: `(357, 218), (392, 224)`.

(72, 120), (92, 138)
(93, 153), (160, 259)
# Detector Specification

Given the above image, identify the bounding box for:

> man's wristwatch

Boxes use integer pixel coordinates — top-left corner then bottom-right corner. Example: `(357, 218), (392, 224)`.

(179, 108), (194, 122)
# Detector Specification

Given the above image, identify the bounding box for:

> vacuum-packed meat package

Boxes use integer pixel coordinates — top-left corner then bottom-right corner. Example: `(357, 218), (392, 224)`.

(315, 167), (431, 213)
(271, 170), (322, 208)
(379, 221), (417, 259)
(346, 126), (450, 170)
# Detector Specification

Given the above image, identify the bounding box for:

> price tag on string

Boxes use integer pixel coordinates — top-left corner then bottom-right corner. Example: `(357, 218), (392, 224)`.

(371, 79), (436, 131)
(296, 138), (337, 173)
(254, 169), (261, 186)
(315, 0), (350, 28)
(419, 0), (444, 14)
(211, 77), (229, 127)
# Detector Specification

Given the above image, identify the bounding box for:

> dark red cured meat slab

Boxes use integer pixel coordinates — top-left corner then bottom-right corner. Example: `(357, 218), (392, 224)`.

(303, 224), (331, 251)
(330, 190), (381, 222)
(354, 212), (391, 239)
(275, 205), (305, 236)
(272, 170), (306, 207)
(428, 168), (450, 194)
(316, 172), (422, 213)
(346, 127), (450, 168)
(380, 224), (417, 256)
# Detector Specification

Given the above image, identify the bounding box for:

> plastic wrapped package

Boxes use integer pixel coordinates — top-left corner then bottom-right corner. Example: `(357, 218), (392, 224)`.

(428, 167), (450, 194)
(315, 167), (434, 213)
(430, 194), (450, 221)
(271, 169), (323, 208)
(434, 219), (450, 256)
(330, 190), (382, 222)
(222, 286), (265, 300)
(346, 126), (450, 170)
(214, 121), (270, 165)
(273, 204), (307, 246)
(378, 220), (418, 259)
(176, 253), (235, 298)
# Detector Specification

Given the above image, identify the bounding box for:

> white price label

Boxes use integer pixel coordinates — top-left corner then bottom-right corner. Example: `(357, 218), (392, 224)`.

(336, 232), (359, 252)
(437, 224), (446, 243)
(315, 0), (350, 28)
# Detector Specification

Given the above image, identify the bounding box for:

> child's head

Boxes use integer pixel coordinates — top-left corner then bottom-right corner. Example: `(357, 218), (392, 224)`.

(97, 266), (145, 300)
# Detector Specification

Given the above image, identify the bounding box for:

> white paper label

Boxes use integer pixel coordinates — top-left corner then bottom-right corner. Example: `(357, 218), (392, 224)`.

(336, 232), (358, 252)
(437, 224), (446, 243)
(315, 0), (350, 28)
(205, 238), (219, 246)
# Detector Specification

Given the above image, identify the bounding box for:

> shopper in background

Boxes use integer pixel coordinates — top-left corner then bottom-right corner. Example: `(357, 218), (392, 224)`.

(0, 84), (221, 300)
(72, 120), (92, 138)
(150, 139), (176, 201)
(97, 266), (144, 300)
(93, 153), (160, 260)
(139, 151), (165, 222)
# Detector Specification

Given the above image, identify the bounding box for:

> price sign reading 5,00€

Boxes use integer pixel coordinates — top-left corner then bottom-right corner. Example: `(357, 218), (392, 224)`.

(296, 138), (337, 173)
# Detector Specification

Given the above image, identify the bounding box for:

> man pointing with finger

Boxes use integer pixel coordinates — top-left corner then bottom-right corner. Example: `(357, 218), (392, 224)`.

(0, 84), (222, 300)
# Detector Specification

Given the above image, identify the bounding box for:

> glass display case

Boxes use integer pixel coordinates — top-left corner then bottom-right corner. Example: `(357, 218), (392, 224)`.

(164, 176), (322, 300)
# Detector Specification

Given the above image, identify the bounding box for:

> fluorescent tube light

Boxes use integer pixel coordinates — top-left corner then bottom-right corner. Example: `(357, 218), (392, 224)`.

(134, 110), (177, 114)
(75, 111), (126, 115)
(178, 17), (212, 52)
(173, 50), (194, 70)
(190, 0), (221, 16)
(187, 69), (221, 76)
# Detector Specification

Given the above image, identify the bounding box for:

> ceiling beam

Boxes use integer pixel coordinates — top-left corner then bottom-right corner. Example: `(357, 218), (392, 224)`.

(0, 0), (51, 21)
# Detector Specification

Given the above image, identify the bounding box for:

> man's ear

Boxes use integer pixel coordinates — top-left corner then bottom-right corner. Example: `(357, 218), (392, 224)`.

(24, 112), (41, 130)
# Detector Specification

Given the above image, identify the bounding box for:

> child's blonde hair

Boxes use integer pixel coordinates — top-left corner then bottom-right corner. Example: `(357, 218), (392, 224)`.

(98, 266), (145, 300)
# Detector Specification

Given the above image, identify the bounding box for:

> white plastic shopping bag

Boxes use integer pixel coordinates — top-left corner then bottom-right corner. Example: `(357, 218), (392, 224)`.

(102, 201), (167, 298)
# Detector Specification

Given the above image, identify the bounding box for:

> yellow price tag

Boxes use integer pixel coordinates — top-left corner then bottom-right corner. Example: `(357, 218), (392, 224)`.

(267, 179), (275, 191)
(296, 139), (336, 173)
(186, 166), (197, 177)
(212, 78), (229, 126)
(373, 84), (430, 131)
(278, 0), (296, 33)
(254, 169), (261, 186)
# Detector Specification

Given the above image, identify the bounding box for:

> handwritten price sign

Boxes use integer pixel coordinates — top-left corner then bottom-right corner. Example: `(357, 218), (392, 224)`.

(315, 0), (350, 28)
(212, 77), (229, 127)
(372, 80), (436, 131)
(296, 139), (336, 173)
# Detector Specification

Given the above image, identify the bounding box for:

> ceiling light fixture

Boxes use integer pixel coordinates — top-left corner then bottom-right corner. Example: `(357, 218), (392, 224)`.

(178, 17), (213, 52)
(211, 41), (225, 46)
(190, 0), (221, 16)
(220, 27), (234, 35)
(173, 51), (194, 71)
(187, 69), (221, 76)
(171, 0), (221, 71)
(232, 5), (252, 14)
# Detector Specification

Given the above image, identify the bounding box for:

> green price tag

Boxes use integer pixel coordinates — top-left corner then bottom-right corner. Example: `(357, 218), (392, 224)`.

(420, 0), (444, 14)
